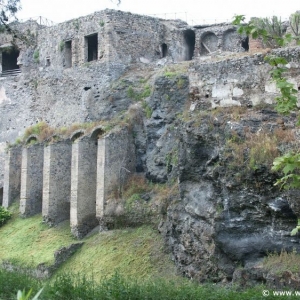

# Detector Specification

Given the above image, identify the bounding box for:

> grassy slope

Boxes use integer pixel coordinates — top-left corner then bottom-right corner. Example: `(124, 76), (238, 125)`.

(0, 203), (178, 282)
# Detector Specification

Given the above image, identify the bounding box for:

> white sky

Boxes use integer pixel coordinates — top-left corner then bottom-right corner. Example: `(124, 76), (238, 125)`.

(16, 0), (300, 25)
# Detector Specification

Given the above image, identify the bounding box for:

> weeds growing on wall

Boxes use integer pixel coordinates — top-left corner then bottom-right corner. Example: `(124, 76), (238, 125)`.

(33, 49), (40, 63)
(127, 84), (152, 101)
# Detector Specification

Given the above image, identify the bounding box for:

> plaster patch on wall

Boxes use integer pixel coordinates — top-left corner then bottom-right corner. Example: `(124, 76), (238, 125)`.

(265, 81), (278, 94)
(212, 84), (231, 99)
(220, 98), (241, 107)
(0, 87), (11, 105)
(250, 95), (261, 106)
(232, 87), (244, 97)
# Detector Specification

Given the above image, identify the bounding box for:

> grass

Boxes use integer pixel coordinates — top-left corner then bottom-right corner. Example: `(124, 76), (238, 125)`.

(54, 226), (177, 282)
(263, 250), (300, 275)
(0, 268), (280, 300)
(0, 201), (177, 282)
(0, 202), (75, 267)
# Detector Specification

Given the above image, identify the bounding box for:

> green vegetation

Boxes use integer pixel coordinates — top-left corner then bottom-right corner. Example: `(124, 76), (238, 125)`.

(0, 203), (74, 267)
(0, 268), (277, 300)
(73, 20), (80, 30)
(251, 16), (286, 48)
(233, 15), (300, 235)
(290, 12), (300, 39)
(127, 84), (152, 101)
(17, 288), (43, 300)
(58, 41), (64, 52)
(142, 101), (153, 118)
(225, 130), (280, 172)
(0, 201), (176, 278)
(264, 250), (300, 275)
(33, 50), (40, 64)
(0, 206), (11, 227)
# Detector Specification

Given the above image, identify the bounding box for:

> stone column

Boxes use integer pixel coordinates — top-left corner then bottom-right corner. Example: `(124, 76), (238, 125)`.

(96, 138), (105, 220)
(3, 146), (22, 208)
(42, 140), (72, 226)
(20, 144), (44, 217)
(96, 127), (136, 224)
(70, 137), (98, 238)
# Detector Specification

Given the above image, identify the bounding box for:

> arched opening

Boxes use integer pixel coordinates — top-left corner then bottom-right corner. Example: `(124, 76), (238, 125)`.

(161, 43), (168, 58)
(71, 130), (84, 142)
(25, 135), (38, 145)
(1, 46), (20, 72)
(90, 127), (105, 140)
(0, 187), (3, 206)
(183, 30), (195, 61)
(222, 29), (239, 52)
(200, 32), (218, 56)
(241, 36), (249, 51)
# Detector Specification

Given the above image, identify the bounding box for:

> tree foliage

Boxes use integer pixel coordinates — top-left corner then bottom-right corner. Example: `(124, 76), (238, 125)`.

(290, 11), (300, 38)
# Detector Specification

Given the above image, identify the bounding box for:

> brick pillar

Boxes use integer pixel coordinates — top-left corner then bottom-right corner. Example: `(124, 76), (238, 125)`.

(70, 137), (98, 238)
(42, 141), (72, 226)
(20, 144), (44, 217)
(3, 146), (22, 207)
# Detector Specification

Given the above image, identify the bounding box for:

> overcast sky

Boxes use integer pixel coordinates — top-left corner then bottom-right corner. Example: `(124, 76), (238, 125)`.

(16, 0), (300, 25)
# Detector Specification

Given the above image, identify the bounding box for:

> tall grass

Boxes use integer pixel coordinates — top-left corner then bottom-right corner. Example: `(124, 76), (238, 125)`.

(0, 269), (273, 300)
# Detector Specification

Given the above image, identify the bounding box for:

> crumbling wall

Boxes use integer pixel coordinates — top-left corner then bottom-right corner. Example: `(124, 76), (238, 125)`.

(35, 11), (108, 69)
(194, 24), (245, 56)
(189, 46), (300, 108)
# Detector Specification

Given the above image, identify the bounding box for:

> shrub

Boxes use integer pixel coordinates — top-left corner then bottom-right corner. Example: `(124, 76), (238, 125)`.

(252, 16), (286, 48)
(0, 206), (12, 226)
(33, 49), (39, 63)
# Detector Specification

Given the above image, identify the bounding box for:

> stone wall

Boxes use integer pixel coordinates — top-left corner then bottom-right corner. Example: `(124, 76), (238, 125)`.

(189, 46), (300, 109)
(3, 125), (136, 238)
(194, 24), (246, 57)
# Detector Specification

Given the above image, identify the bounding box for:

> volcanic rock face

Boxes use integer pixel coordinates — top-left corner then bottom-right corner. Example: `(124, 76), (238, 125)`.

(156, 112), (300, 282)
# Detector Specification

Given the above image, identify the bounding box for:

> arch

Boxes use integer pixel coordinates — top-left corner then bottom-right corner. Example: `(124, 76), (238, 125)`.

(1, 46), (20, 72)
(70, 130), (85, 142)
(161, 43), (168, 58)
(222, 28), (245, 52)
(25, 135), (38, 145)
(90, 126), (105, 140)
(183, 30), (195, 61)
(200, 32), (218, 56)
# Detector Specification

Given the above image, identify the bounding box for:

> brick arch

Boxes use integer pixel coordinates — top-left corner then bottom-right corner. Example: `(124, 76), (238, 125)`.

(200, 32), (218, 56)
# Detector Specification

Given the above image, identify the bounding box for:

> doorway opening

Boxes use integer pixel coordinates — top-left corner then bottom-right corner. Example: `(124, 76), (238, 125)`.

(85, 34), (98, 62)
(183, 30), (195, 60)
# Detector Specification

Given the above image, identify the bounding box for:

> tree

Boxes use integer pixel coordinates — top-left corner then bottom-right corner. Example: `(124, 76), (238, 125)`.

(0, 0), (21, 28)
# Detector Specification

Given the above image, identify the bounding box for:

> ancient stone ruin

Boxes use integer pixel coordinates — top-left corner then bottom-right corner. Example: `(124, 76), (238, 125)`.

(3, 126), (135, 238)
(1, 8), (300, 283)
